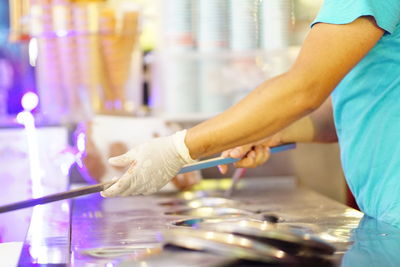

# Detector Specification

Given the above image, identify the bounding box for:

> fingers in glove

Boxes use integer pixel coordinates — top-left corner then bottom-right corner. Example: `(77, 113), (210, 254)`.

(102, 177), (119, 190)
(118, 165), (146, 196)
(133, 172), (163, 196)
(101, 177), (131, 197)
(108, 152), (136, 168)
(142, 190), (156, 196)
(101, 163), (136, 197)
(118, 173), (141, 197)
(132, 175), (155, 196)
(119, 181), (139, 197)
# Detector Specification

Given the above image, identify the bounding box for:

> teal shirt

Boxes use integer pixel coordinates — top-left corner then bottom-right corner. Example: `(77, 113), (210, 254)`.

(312, 0), (400, 227)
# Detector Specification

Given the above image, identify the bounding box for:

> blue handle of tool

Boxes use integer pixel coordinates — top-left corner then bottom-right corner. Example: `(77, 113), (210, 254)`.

(269, 142), (296, 154)
(178, 143), (296, 174)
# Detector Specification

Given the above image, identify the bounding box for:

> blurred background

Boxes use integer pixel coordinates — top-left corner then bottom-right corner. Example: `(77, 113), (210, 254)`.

(1, 0), (325, 122)
(0, 0), (349, 244)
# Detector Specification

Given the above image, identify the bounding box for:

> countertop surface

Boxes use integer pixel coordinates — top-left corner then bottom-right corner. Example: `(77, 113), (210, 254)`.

(17, 177), (400, 266)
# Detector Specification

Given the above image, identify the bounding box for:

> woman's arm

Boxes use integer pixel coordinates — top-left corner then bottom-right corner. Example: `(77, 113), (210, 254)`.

(102, 17), (384, 197)
(186, 16), (384, 159)
(218, 98), (336, 172)
(279, 97), (337, 144)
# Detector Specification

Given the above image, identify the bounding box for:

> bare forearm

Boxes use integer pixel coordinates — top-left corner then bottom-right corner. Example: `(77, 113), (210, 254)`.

(186, 71), (324, 159)
(280, 98), (337, 144)
(279, 116), (315, 144)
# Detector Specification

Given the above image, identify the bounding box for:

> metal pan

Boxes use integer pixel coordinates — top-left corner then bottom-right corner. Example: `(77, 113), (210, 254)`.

(79, 244), (162, 259)
(164, 207), (254, 217)
(172, 218), (335, 256)
(159, 197), (239, 209)
(172, 217), (275, 229)
(162, 228), (296, 264)
(164, 206), (282, 224)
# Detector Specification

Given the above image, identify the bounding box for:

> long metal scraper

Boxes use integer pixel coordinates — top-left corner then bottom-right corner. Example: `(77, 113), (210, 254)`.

(0, 143), (295, 213)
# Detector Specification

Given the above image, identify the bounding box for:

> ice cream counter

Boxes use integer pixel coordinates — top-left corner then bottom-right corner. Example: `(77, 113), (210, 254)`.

(16, 177), (400, 266)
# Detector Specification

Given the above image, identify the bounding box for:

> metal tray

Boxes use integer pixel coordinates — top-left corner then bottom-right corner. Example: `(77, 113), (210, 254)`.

(172, 217), (336, 256)
(162, 228), (296, 264)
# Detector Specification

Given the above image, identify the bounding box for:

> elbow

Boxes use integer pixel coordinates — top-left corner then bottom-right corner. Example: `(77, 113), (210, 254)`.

(302, 92), (326, 115)
(285, 68), (332, 116)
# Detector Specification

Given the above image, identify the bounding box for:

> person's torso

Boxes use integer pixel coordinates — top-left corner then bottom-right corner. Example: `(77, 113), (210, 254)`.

(332, 24), (400, 225)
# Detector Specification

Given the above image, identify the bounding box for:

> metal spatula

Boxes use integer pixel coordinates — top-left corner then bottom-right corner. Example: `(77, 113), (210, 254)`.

(0, 157), (235, 214)
(0, 144), (294, 214)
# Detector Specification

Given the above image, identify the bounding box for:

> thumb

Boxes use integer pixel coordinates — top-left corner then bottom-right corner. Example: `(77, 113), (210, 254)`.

(108, 152), (134, 167)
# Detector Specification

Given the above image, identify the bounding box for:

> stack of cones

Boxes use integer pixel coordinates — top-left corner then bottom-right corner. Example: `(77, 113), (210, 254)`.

(31, 0), (67, 122)
(26, 0), (140, 122)
(74, 2), (105, 114)
(99, 8), (139, 113)
(9, 0), (31, 41)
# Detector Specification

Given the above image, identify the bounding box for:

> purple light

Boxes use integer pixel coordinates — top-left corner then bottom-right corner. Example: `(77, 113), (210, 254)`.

(16, 111), (31, 124)
(55, 30), (69, 38)
(21, 92), (39, 111)
(16, 106), (44, 198)
(76, 132), (86, 153)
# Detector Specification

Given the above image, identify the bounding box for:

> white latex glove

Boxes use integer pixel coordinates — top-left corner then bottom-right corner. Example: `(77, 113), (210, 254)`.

(101, 130), (195, 197)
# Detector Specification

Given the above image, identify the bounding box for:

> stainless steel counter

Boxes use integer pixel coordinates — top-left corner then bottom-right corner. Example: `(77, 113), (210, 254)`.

(17, 177), (400, 266)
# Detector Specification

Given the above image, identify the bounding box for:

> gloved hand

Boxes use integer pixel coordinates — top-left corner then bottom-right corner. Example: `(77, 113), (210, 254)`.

(218, 133), (283, 174)
(101, 130), (195, 197)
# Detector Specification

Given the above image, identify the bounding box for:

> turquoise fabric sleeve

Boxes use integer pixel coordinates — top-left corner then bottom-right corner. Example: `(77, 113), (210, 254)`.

(312, 0), (400, 34)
